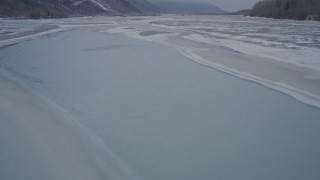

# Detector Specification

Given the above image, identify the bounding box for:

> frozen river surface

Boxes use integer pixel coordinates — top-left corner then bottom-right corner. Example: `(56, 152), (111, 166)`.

(1, 15), (320, 180)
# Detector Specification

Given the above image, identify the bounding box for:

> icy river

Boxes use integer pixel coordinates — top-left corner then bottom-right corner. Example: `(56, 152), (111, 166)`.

(1, 15), (320, 180)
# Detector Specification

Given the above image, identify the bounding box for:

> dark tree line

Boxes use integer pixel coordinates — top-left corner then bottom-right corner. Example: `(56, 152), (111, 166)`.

(250, 0), (320, 21)
(0, 0), (75, 18)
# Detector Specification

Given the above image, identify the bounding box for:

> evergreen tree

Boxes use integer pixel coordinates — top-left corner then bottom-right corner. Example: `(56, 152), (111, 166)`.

(250, 0), (320, 21)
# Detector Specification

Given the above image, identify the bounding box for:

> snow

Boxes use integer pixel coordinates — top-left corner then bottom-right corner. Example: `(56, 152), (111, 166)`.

(0, 27), (64, 48)
(0, 77), (141, 180)
(73, 1), (82, 6)
(101, 16), (320, 109)
(183, 33), (320, 71)
(1, 15), (320, 180)
(89, 0), (113, 12)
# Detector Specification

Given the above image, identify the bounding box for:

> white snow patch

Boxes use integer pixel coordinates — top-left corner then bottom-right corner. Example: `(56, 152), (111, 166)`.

(174, 46), (320, 109)
(0, 27), (65, 48)
(73, 1), (82, 6)
(89, 0), (113, 12)
(183, 34), (320, 71)
(102, 26), (320, 109)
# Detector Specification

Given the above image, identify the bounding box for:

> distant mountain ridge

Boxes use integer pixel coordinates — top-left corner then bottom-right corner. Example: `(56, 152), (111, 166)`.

(153, 1), (225, 14)
(0, 0), (140, 18)
(125, 0), (160, 14)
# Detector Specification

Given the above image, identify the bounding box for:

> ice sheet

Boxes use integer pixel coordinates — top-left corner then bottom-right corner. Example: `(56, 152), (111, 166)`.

(102, 16), (320, 108)
(1, 15), (320, 180)
(0, 76), (141, 180)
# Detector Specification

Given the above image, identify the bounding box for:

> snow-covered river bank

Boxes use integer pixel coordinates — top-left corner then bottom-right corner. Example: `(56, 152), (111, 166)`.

(1, 15), (320, 180)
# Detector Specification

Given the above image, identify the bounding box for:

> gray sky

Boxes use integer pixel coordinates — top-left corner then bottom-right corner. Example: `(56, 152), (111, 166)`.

(149, 0), (260, 12)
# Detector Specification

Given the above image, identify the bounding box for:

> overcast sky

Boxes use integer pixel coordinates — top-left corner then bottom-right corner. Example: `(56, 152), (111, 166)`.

(148, 0), (260, 12)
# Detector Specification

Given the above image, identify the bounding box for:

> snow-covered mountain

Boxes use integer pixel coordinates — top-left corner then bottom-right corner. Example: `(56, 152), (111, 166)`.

(0, 0), (139, 18)
(125, 0), (160, 14)
(153, 1), (225, 14)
